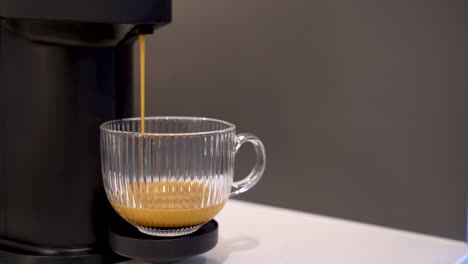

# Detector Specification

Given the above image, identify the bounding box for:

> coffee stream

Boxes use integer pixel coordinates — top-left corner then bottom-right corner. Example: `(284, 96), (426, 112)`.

(111, 35), (225, 229)
(139, 34), (146, 133)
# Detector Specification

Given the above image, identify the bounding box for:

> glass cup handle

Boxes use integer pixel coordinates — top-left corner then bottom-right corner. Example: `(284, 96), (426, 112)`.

(230, 133), (266, 197)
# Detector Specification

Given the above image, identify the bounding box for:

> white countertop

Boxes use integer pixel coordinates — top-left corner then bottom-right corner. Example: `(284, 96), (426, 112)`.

(122, 200), (468, 264)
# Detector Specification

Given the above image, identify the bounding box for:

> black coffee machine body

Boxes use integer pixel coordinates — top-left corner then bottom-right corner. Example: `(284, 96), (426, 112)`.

(0, 1), (218, 263)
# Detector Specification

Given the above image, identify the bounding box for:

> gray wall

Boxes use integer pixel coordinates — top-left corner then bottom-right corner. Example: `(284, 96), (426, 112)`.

(140, 0), (468, 240)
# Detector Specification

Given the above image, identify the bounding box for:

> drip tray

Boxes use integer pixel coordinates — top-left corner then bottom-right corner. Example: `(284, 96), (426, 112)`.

(109, 220), (218, 263)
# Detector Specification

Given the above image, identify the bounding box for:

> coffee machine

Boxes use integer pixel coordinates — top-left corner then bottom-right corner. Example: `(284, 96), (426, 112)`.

(0, 0), (218, 263)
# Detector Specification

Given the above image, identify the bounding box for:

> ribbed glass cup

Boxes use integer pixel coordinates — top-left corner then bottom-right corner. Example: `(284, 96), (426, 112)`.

(100, 117), (266, 237)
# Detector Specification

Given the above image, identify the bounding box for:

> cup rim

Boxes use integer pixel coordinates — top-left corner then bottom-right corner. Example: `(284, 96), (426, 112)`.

(100, 116), (236, 137)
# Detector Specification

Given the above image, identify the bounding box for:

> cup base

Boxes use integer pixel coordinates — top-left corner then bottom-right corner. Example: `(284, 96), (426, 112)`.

(135, 224), (204, 237)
